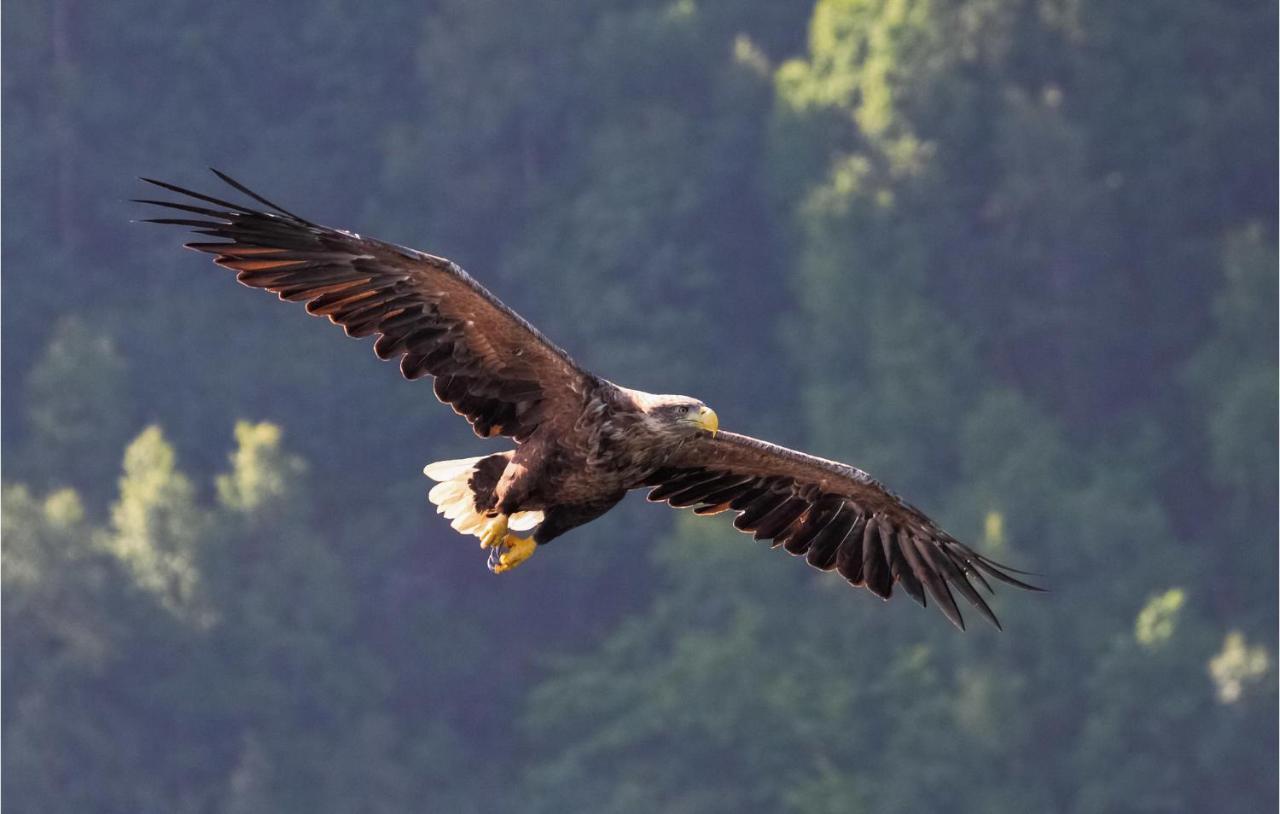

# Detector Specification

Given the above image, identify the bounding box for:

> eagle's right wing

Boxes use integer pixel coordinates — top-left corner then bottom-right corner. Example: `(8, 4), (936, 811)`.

(138, 171), (598, 442)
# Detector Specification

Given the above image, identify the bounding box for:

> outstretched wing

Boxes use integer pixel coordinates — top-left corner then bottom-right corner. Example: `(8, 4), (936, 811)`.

(644, 431), (1040, 630)
(137, 170), (596, 442)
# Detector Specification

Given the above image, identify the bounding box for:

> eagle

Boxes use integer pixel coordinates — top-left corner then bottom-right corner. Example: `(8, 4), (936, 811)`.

(138, 170), (1038, 630)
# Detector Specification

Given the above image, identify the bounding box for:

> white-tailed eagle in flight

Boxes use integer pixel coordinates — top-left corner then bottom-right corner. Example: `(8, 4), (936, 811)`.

(139, 171), (1039, 630)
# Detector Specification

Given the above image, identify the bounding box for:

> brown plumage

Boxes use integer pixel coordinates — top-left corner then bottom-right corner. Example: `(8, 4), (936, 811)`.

(139, 170), (1040, 630)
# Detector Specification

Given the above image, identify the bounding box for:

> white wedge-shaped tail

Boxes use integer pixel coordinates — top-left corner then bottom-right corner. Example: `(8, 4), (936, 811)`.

(424, 456), (543, 539)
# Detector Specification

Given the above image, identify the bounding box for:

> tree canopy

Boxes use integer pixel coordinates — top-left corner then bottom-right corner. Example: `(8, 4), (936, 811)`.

(3, 1), (1275, 811)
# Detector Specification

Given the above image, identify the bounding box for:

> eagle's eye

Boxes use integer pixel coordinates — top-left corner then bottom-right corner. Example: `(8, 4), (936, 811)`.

(677, 405), (691, 415)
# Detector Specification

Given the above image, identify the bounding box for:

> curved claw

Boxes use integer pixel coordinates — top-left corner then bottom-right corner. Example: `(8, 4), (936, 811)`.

(487, 535), (536, 574)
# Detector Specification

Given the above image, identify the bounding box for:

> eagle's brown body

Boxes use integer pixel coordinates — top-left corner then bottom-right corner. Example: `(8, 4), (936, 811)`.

(482, 383), (636, 541)
(140, 171), (1039, 630)
(481, 384), (713, 544)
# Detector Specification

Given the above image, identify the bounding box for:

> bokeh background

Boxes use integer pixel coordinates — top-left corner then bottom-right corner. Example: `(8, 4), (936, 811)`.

(3, 1), (1276, 812)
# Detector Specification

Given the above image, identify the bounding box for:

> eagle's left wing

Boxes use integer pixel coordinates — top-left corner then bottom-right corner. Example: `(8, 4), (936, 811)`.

(645, 431), (1039, 630)
(137, 171), (598, 442)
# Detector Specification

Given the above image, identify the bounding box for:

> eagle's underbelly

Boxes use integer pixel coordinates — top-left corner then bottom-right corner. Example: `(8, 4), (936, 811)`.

(535, 463), (641, 508)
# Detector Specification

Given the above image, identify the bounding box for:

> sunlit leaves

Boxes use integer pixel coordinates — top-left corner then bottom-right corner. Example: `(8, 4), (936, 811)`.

(1208, 632), (1270, 704)
(216, 421), (307, 516)
(106, 426), (208, 621)
(1134, 588), (1185, 651)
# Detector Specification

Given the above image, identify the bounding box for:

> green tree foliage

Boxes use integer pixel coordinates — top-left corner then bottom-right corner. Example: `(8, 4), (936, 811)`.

(3, 478), (221, 813)
(2, 1), (1274, 812)
(4, 425), (469, 812)
(107, 426), (209, 620)
(20, 316), (134, 492)
(1183, 228), (1279, 627)
(516, 1), (1276, 811)
(405, 0), (799, 407)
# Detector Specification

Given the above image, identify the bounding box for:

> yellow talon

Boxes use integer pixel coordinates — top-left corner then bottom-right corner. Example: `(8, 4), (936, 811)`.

(489, 535), (536, 574)
(479, 515), (509, 549)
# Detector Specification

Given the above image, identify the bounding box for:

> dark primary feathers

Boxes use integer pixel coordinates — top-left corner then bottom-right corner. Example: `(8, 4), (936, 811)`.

(136, 171), (592, 442)
(645, 432), (1041, 630)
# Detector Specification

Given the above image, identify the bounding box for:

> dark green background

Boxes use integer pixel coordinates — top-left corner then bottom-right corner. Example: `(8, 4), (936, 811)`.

(4, 1), (1276, 811)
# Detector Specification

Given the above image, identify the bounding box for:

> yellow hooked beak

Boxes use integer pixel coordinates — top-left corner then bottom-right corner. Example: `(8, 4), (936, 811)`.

(694, 405), (719, 437)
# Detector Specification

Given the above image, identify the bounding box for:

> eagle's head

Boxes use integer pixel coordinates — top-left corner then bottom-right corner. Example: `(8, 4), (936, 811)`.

(628, 391), (719, 440)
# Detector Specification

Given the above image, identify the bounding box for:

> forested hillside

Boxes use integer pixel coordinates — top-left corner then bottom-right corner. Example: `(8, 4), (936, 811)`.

(3, 1), (1275, 812)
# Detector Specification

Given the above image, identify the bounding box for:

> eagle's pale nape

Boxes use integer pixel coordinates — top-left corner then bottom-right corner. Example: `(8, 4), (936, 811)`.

(140, 169), (1040, 631)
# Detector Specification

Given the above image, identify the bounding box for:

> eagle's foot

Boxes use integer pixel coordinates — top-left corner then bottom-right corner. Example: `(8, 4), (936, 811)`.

(487, 535), (536, 574)
(479, 515), (509, 550)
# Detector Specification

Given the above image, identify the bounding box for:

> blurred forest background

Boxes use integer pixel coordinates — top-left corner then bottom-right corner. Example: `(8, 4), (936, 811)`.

(3, 1), (1276, 812)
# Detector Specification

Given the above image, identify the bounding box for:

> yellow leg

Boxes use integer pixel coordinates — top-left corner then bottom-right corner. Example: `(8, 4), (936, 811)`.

(488, 535), (536, 574)
(479, 514), (509, 549)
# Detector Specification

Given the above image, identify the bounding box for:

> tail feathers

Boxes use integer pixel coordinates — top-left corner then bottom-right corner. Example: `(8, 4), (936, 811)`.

(507, 512), (543, 531)
(424, 456), (543, 538)
(423, 456), (485, 482)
